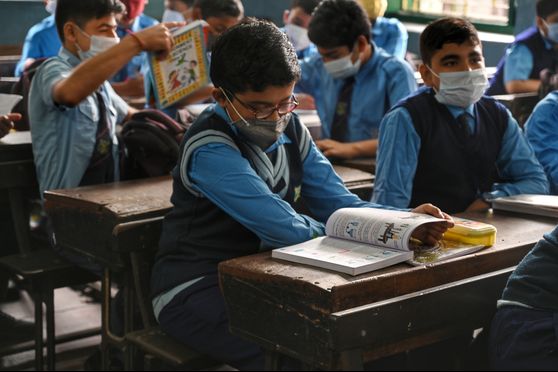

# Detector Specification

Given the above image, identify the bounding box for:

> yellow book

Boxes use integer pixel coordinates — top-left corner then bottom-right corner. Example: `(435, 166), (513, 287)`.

(149, 20), (210, 109)
(443, 217), (497, 246)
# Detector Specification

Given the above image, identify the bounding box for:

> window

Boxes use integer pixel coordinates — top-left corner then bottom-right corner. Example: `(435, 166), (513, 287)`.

(391, 0), (515, 34)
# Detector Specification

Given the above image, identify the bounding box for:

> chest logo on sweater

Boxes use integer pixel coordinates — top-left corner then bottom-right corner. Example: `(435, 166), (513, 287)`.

(294, 186), (302, 203)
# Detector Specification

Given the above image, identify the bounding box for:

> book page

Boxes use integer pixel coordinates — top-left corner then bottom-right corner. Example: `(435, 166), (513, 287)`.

(325, 208), (445, 251)
(408, 239), (486, 266)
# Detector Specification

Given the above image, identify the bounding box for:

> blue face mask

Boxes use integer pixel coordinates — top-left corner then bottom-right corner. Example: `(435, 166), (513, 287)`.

(543, 20), (558, 43)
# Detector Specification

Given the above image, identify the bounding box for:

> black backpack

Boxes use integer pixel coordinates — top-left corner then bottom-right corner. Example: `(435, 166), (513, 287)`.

(10, 58), (47, 131)
(120, 109), (188, 180)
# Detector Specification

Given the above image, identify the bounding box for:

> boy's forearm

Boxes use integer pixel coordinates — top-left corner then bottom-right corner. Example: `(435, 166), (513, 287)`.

(53, 36), (142, 106)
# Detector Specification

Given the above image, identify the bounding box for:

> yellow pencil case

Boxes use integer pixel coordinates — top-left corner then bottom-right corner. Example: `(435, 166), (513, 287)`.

(444, 217), (497, 246)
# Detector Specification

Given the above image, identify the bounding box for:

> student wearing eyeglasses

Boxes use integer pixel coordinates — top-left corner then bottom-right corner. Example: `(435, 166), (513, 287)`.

(150, 19), (454, 370)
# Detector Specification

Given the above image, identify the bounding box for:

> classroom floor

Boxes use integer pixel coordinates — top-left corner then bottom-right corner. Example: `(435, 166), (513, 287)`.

(0, 285), (102, 371)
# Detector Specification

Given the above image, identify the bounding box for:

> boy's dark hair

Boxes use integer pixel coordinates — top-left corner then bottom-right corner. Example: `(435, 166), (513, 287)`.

(194, 0), (243, 19)
(308, 0), (370, 50)
(210, 18), (301, 94)
(420, 17), (481, 66)
(291, 0), (321, 16)
(537, 0), (558, 19)
(55, 0), (125, 42)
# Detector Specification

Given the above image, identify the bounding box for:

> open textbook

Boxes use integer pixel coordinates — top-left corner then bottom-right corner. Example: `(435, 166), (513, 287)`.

(272, 208), (491, 275)
(148, 20), (210, 109)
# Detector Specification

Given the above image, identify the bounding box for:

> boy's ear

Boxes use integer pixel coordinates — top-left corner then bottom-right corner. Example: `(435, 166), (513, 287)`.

(419, 63), (434, 88)
(357, 35), (368, 53)
(63, 22), (78, 44)
(212, 87), (227, 106)
(536, 16), (548, 35)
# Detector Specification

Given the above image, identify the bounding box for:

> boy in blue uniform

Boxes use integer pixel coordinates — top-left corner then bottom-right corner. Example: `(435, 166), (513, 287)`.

(111, 0), (159, 97)
(525, 91), (558, 194)
(489, 226), (558, 370)
(283, 0), (320, 60)
(15, 0), (62, 77)
(373, 17), (549, 214)
(29, 0), (177, 197)
(487, 0), (558, 95)
(297, 0), (416, 159)
(359, 0), (408, 60)
(151, 19), (452, 370)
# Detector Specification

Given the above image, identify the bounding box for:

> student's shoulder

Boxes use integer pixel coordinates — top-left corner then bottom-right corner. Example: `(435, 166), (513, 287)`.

(138, 14), (159, 29)
(27, 15), (56, 36)
(375, 16), (407, 35)
(375, 49), (413, 75)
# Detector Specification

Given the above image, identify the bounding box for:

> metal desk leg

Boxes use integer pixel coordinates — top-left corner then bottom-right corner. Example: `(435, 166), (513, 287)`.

(34, 292), (44, 371)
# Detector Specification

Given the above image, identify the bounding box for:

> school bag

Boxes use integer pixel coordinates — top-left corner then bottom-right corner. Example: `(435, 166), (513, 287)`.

(120, 109), (188, 180)
(10, 58), (47, 131)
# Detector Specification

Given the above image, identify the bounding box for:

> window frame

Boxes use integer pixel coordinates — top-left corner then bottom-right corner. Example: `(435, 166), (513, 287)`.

(386, 0), (516, 35)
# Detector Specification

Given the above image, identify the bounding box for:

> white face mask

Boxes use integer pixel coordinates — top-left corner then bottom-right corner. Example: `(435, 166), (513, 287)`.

(427, 66), (488, 108)
(45, 0), (57, 15)
(543, 19), (558, 43)
(162, 9), (186, 23)
(284, 24), (311, 52)
(75, 27), (120, 60)
(324, 53), (361, 79)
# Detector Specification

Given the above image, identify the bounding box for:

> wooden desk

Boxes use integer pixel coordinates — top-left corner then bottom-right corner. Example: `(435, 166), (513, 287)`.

(218, 210), (557, 370)
(0, 131), (36, 254)
(332, 157), (376, 175)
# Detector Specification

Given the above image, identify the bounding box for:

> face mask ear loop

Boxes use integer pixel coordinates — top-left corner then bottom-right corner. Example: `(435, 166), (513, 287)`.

(220, 87), (250, 127)
(425, 64), (442, 94)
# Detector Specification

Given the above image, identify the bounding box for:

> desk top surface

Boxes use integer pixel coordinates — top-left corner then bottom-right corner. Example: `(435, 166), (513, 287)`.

(219, 210), (557, 311)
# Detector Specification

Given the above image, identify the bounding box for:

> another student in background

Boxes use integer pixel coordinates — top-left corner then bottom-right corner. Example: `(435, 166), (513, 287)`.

(162, 0), (196, 23)
(489, 226), (558, 370)
(296, 0), (416, 159)
(151, 19), (452, 370)
(15, 0), (61, 77)
(283, 0), (320, 59)
(358, 0), (408, 60)
(487, 0), (558, 95)
(372, 17), (549, 214)
(524, 91), (558, 194)
(111, 0), (158, 97)
(29, 0), (177, 197)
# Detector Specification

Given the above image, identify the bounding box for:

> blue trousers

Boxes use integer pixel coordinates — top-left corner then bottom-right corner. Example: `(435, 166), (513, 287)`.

(490, 305), (558, 371)
(157, 276), (265, 371)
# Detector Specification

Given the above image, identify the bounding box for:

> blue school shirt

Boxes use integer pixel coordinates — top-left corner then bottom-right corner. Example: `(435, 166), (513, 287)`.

(372, 17), (408, 60)
(152, 103), (397, 319)
(15, 15), (61, 77)
(113, 14), (159, 83)
(525, 91), (558, 194)
(296, 44), (417, 141)
(372, 98), (549, 208)
(28, 48), (129, 196)
(503, 37), (554, 84)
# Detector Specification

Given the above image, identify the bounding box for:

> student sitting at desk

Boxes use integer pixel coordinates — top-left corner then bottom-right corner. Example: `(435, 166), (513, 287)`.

(487, 0), (558, 96)
(524, 90), (558, 194)
(372, 17), (549, 214)
(358, 0), (409, 60)
(282, 0), (320, 60)
(111, 0), (158, 98)
(296, 0), (416, 160)
(150, 18), (453, 370)
(28, 0), (177, 196)
(15, 0), (62, 77)
(489, 226), (558, 370)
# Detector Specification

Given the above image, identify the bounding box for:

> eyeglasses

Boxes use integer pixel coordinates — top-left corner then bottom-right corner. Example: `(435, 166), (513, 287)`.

(227, 91), (299, 120)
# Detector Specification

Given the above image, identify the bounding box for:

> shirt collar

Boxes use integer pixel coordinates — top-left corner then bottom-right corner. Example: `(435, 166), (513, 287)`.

(59, 47), (82, 68)
(446, 103), (475, 119)
(213, 103), (292, 152)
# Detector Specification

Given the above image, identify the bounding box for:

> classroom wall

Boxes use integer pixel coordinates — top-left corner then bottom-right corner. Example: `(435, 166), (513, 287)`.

(0, 0), (538, 66)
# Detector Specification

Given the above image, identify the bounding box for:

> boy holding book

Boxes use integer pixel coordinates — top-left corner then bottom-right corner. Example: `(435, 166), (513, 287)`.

(151, 19), (452, 370)
(296, 0), (416, 159)
(372, 17), (549, 214)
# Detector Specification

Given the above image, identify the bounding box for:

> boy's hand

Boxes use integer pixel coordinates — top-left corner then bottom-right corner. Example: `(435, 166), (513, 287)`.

(133, 22), (186, 59)
(0, 113), (21, 138)
(316, 139), (357, 159)
(410, 203), (454, 246)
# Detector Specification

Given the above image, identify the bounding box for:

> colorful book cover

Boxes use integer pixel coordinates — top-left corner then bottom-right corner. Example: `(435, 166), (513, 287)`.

(149, 20), (210, 109)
